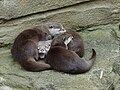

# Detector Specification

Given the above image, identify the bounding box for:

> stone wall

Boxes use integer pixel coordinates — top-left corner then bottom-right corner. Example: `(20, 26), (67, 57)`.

(0, 0), (120, 90)
(0, 0), (120, 45)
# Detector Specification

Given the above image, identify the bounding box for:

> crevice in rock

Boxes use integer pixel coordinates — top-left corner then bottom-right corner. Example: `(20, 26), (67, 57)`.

(0, 34), (7, 38)
(106, 83), (115, 90)
(0, 42), (11, 48)
(76, 25), (108, 33)
(110, 28), (120, 42)
(0, 0), (95, 24)
(110, 28), (120, 55)
(76, 26), (102, 32)
(0, 18), (7, 24)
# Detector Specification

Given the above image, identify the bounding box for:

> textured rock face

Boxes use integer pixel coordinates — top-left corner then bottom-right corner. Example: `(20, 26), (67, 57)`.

(0, 0), (120, 45)
(0, 24), (119, 90)
(2, 0), (90, 19)
(0, 0), (120, 90)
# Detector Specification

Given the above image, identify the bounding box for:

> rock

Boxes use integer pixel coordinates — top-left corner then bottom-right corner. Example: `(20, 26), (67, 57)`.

(2, 0), (90, 20)
(0, 86), (13, 90)
(0, 0), (120, 45)
(112, 56), (120, 76)
(0, 23), (119, 90)
(1, 0), (120, 21)
(0, 0), (120, 89)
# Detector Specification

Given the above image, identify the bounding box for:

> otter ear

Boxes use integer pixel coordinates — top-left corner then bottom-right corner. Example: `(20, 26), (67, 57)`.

(43, 32), (49, 37)
(43, 32), (47, 36)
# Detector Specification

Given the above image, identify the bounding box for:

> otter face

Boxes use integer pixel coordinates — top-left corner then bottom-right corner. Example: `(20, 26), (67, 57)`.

(38, 40), (52, 59)
(45, 22), (66, 36)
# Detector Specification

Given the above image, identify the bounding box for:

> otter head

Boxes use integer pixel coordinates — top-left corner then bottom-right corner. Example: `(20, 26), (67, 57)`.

(38, 40), (52, 59)
(51, 33), (73, 49)
(44, 22), (66, 36)
(63, 35), (73, 47)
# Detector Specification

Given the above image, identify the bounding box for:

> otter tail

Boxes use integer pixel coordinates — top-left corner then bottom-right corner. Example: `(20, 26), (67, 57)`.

(69, 49), (96, 74)
(85, 48), (96, 71)
(87, 49), (96, 65)
(19, 58), (52, 72)
(78, 48), (96, 74)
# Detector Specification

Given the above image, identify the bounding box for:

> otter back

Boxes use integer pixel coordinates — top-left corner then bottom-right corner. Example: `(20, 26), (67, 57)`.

(46, 33), (96, 74)
(11, 28), (52, 72)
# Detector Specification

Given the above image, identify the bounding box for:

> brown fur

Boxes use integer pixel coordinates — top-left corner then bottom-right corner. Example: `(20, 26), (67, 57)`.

(52, 29), (84, 57)
(35, 22), (66, 37)
(11, 28), (52, 72)
(11, 22), (67, 72)
(66, 29), (84, 57)
(45, 33), (96, 74)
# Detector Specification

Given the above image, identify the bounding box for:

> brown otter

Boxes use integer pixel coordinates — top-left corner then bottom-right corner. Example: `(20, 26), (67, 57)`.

(11, 22), (66, 72)
(45, 33), (96, 74)
(11, 28), (52, 72)
(65, 29), (84, 57)
(51, 27), (84, 57)
(35, 22), (66, 37)
(36, 22), (66, 60)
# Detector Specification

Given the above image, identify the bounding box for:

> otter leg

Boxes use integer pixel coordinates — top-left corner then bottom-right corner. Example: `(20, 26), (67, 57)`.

(19, 58), (52, 72)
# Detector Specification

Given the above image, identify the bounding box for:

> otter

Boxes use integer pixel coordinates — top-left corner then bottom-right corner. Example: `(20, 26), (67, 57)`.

(38, 40), (52, 60)
(51, 29), (85, 57)
(11, 28), (52, 72)
(35, 22), (66, 37)
(65, 29), (84, 57)
(11, 22), (66, 72)
(36, 22), (66, 60)
(45, 33), (96, 74)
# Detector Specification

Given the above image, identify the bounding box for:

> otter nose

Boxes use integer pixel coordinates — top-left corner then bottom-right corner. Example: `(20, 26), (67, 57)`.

(41, 49), (45, 51)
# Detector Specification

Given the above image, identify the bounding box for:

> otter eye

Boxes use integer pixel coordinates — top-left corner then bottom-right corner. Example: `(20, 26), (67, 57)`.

(48, 44), (51, 46)
(49, 25), (53, 28)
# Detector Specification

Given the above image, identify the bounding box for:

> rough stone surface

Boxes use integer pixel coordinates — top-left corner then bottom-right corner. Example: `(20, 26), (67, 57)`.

(2, 0), (90, 19)
(0, 0), (120, 45)
(0, 23), (119, 90)
(0, 0), (120, 90)
(0, 0), (120, 25)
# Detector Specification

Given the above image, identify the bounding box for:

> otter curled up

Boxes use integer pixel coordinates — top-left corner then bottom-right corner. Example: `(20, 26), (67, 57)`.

(11, 28), (52, 72)
(11, 22), (66, 72)
(45, 33), (96, 74)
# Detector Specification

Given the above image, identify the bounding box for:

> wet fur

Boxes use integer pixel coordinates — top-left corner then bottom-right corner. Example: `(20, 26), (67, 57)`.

(46, 33), (96, 74)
